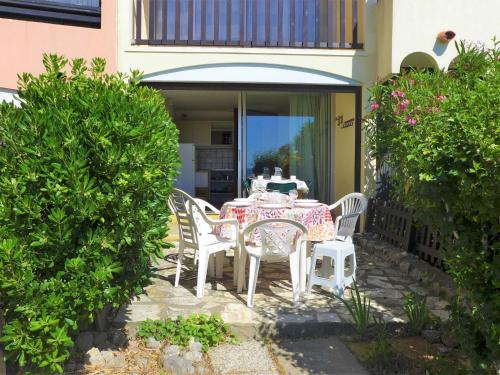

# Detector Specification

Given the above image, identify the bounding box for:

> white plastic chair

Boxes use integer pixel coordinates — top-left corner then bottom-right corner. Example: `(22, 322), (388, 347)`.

(237, 219), (308, 308)
(307, 193), (368, 296)
(168, 189), (239, 298)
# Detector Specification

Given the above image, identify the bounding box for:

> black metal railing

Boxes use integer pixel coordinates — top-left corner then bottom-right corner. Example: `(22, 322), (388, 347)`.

(134, 0), (363, 49)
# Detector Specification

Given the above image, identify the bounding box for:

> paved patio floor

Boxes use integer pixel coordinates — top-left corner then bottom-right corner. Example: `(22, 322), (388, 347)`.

(115, 244), (449, 336)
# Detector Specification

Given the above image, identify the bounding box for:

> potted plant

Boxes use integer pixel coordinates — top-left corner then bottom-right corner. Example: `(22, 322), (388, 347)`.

(437, 30), (456, 43)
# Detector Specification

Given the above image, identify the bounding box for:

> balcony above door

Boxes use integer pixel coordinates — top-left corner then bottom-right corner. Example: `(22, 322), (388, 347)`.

(133, 0), (364, 49)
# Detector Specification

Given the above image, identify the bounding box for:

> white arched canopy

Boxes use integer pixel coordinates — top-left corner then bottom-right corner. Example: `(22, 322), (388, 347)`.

(142, 63), (361, 86)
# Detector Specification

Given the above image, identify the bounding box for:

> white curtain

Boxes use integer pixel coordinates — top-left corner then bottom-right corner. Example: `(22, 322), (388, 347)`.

(289, 93), (330, 202)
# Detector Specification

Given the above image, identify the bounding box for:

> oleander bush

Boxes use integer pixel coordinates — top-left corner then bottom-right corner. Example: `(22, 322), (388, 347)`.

(0, 54), (180, 373)
(366, 40), (499, 371)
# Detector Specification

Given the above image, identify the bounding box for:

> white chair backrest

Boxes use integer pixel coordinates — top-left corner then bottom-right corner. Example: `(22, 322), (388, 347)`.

(168, 188), (199, 247)
(240, 219), (308, 258)
(168, 189), (217, 248)
(331, 193), (368, 241)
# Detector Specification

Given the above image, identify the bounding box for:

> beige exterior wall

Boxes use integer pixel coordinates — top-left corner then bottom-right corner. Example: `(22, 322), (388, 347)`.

(333, 93), (356, 203)
(377, 0), (500, 78)
(0, 2), (117, 90)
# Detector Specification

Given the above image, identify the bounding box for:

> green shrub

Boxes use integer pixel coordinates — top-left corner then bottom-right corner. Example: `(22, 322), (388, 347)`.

(137, 315), (236, 352)
(366, 40), (499, 370)
(0, 54), (180, 373)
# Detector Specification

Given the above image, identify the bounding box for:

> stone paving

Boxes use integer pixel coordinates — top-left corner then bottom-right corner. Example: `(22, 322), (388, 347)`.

(115, 242), (450, 336)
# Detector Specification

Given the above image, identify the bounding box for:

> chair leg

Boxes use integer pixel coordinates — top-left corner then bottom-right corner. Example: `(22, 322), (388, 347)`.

(175, 243), (185, 287)
(306, 249), (319, 294)
(208, 254), (215, 278)
(233, 247), (240, 286)
(247, 255), (261, 308)
(196, 250), (209, 298)
(305, 241), (312, 277)
(194, 249), (198, 266)
(215, 251), (224, 279)
(299, 241), (307, 293)
(333, 252), (345, 297)
(237, 249), (247, 293)
(289, 251), (300, 305)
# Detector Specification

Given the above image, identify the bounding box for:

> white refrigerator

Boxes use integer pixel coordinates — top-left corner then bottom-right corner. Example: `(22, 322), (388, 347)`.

(175, 143), (196, 196)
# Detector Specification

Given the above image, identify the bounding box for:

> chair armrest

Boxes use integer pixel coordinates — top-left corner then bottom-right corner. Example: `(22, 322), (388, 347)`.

(209, 218), (240, 244)
(207, 217), (239, 227)
(334, 212), (360, 224)
(203, 201), (221, 215)
(328, 200), (342, 211)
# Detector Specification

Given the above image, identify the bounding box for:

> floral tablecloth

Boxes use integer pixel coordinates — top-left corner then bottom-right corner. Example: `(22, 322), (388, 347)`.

(217, 203), (335, 242)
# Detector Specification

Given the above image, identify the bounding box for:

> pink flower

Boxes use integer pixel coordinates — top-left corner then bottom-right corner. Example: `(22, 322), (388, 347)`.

(427, 107), (441, 113)
(391, 90), (405, 98)
(370, 103), (379, 110)
(399, 99), (410, 110)
(406, 116), (417, 125)
(437, 95), (446, 102)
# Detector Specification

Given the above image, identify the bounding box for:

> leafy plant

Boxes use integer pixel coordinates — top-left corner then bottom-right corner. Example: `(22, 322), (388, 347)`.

(403, 293), (429, 335)
(137, 314), (236, 352)
(0, 54), (180, 373)
(335, 281), (372, 336)
(366, 39), (499, 370)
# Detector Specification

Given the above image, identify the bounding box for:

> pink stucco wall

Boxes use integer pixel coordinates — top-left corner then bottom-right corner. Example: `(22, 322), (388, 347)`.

(0, 1), (116, 90)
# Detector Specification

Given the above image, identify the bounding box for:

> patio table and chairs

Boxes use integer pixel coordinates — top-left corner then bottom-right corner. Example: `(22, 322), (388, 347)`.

(168, 187), (367, 306)
(218, 193), (335, 298)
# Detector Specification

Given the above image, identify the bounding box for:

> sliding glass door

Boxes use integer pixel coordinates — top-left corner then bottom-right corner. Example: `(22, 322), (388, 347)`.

(242, 91), (331, 202)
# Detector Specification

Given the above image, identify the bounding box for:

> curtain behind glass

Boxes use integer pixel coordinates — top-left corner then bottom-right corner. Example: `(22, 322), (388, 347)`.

(289, 93), (330, 202)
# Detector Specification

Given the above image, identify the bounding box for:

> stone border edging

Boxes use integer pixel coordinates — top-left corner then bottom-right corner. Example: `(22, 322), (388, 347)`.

(354, 233), (456, 299)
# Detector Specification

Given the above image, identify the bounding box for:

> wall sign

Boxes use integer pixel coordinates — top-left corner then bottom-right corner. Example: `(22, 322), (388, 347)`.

(336, 115), (354, 129)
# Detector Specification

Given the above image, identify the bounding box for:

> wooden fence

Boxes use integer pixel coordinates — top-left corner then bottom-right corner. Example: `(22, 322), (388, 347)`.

(366, 199), (446, 269)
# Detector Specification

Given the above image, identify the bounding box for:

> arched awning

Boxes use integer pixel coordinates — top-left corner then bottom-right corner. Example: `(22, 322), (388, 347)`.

(142, 63), (361, 86)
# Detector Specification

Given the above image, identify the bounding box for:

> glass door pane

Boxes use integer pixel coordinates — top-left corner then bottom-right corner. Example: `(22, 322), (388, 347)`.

(244, 91), (330, 202)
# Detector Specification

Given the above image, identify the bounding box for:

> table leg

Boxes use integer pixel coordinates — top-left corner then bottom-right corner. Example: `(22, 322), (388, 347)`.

(299, 241), (310, 293)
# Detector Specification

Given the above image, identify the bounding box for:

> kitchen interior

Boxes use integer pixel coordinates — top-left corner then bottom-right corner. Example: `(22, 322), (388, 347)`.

(162, 90), (238, 208)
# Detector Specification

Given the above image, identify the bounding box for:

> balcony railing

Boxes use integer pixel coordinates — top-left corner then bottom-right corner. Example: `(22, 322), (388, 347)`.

(134, 0), (363, 49)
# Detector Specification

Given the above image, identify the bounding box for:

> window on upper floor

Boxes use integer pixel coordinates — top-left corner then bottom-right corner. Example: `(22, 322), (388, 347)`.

(0, 0), (101, 28)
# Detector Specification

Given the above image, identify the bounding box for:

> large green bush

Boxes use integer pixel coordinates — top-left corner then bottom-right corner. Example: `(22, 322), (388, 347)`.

(0, 55), (179, 373)
(366, 41), (499, 371)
